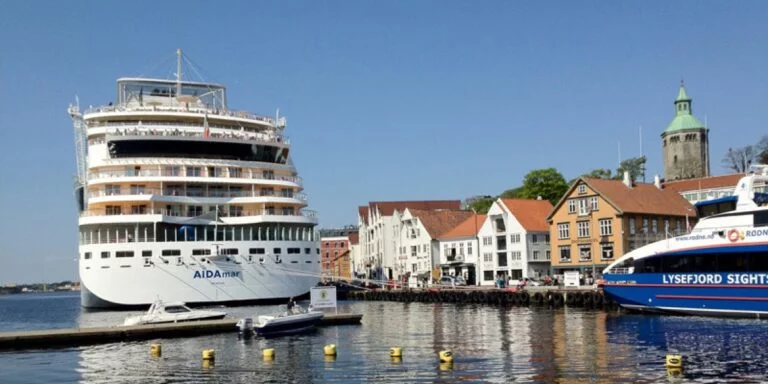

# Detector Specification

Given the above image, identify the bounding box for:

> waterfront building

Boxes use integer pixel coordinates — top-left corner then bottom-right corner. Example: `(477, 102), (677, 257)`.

(357, 200), (461, 281)
(396, 208), (473, 285)
(320, 235), (350, 279)
(662, 82), (710, 181)
(436, 213), (486, 285)
(477, 198), (553, 285)
(348, 231), (363, 278)
(663, 173), (767, 204)
(547, 175), (694, 278)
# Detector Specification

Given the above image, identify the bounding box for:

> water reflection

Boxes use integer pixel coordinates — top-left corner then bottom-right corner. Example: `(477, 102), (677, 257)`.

(1, 294), (768, 383)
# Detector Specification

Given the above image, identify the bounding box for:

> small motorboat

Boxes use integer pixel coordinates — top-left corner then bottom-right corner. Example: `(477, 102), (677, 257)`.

(251, 305), (324, 336)
(123, 300), (226, 326)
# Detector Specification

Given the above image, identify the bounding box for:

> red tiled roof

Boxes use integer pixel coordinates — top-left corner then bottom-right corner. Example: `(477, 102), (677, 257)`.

(584, 178), (695, 217)
(438, 214), (486, 240)
(371, 200), (461, 216)
(348, 231), (359, 245)
(499, 199), (553, 232)
(358, 206), (369, 224)
(663, 174), (744, 193)
(408, 209), (473, 239)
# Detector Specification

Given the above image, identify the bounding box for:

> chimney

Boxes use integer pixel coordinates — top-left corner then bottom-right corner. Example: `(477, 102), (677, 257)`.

(536, 195), (543, 200)
(654, 174), (662, 189)
(623, 171), (632, 188)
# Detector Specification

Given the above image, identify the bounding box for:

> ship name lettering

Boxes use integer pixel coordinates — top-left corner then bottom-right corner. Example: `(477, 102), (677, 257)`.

(193, 270), (241, 279)
(662, 274), (722, 284)
(745, 229), (768, 237)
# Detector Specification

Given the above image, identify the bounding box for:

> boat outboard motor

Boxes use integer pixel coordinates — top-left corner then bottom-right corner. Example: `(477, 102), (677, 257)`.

(236, 317), (253, 335)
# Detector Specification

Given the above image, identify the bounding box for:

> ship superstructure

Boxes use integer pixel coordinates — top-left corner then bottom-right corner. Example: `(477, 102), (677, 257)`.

(69, 50), (320, 308)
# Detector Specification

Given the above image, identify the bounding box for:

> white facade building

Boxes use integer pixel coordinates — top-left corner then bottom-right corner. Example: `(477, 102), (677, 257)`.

(356, 201), (461, 281)
(477, 198), (553, 286)
(436, 214), (485, 286)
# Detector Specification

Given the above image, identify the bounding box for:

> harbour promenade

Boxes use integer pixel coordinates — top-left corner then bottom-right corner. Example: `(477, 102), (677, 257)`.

(0, 314), (362, 350)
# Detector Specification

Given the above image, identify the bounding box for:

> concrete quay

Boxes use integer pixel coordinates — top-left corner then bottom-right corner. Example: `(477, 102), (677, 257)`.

(348, 287), (619, 310)
(0, 313), (363, 351)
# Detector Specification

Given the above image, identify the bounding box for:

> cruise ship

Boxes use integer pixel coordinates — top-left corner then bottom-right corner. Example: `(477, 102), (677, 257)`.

(69, 50), (320, 309)
(602, 166), (768, 318)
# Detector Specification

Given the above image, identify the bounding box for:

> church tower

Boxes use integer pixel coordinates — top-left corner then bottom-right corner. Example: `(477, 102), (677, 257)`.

(661, 82), (710, 180)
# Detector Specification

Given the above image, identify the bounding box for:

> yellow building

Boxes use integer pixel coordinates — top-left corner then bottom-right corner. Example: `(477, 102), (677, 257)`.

(547, 176), (694, 277)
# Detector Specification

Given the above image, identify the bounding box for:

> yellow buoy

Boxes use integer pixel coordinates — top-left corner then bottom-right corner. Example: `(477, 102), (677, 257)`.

(439, 361), (454, 371)
(263, 348), (275, 360)
(202, 349), (215, 361)
(391, 356), (402, 363)
(439, 350), (453, 363)
(324, 355), (336, 363)
(202, 359), (215, 370)
(389, 347), (402, 358)
(667, 367), (683, 378)
(324, 344), (337, 356)
(665, 354), (682, 369)
(150, 343), (161, 357)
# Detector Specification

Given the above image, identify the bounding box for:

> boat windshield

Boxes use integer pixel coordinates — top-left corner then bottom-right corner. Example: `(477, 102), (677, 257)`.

(164, 305), (191, 313)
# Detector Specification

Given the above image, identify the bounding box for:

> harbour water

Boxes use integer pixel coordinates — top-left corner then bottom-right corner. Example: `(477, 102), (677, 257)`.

(1, 292), (767, 383)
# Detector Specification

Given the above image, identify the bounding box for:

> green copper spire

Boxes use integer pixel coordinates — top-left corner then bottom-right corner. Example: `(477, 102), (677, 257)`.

(664, 80), (705, 133)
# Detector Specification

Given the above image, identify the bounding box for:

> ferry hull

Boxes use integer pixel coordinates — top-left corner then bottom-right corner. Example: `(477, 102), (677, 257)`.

(603, 273), (768, 319)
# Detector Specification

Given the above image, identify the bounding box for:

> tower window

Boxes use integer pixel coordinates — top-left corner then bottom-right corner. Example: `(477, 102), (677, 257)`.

(673, 155), (678, 163)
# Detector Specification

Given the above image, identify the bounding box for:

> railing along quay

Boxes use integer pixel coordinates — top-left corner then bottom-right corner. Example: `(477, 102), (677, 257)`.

(347, 287), (620, 310)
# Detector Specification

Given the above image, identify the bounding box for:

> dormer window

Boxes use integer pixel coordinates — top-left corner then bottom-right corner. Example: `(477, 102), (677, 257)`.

(578, 184), (587, 194)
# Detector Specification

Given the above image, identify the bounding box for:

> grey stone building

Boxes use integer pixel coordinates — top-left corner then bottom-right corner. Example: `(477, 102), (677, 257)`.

(661, 82), (710, 180)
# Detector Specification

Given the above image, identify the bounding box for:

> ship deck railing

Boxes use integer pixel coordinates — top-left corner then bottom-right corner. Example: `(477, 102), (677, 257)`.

(100, 125), (289, 146)
(84, 104), (279, 126)
(88, 169), (302, 186)
(79, 208), (318, 219)
(87, 188), (307, 201)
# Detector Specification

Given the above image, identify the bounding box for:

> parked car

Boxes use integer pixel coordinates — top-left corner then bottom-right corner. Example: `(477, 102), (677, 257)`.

(439, 276), (466, 287)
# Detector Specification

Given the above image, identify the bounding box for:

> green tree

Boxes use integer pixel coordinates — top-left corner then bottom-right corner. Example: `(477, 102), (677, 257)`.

(518, 168), (569, 204)
(500, 187), (523, 198)
(615, 156), (647, 182)
(570, 168), (613, 184)
(464, 196), (495, 214)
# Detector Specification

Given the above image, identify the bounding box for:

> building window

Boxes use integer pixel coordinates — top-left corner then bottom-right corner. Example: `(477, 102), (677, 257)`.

(532, 250), (540, 260)
(496, 236), (507, 250)
(510, 234), (521, 243)
(484, 271), (495, 281)
(642, 218), (649, 233)
(559, 246), (571, 262)
(483, 236), (492, 246)
(578, 184), (587, 194)
(545, 250), (551, 260)
(483, 253), (493, 262)
(629, 218), (636, 234)
(600, 243), (614, 260)
(531, 234), (538, 243)
(578, 199), (589, 216)
(545, 234), (550, 243)
(411, 246), (417, 257)
(579, 245), (592, 261)
(599, 218), (613, 236)
(590, 196), (599, 211)
(497, 252), (508, 267)
(494, 218), (506, 232)
(568, 199), (576, 213)
(510, 251), (521, 261)
(676, 219), (683, 234)
(664, 219), (670, 233)
(652, 219), (658, 233)
(467, 242), (472, 255)
(557, 223), (570, 239)
(577, 221), (590, 238)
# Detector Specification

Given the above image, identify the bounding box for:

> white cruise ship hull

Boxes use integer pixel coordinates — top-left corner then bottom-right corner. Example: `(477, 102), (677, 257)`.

(80, 241), (319, 308)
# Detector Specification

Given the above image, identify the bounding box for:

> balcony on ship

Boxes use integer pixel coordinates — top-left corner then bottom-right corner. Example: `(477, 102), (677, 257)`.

(88, 122), (290, 147)
(86, 186), (307, 202)
(88, 167), (303, 186)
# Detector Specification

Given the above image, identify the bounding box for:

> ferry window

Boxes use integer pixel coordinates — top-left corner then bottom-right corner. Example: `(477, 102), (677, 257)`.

(222, 248), (238, 255)
(186, 167), (201, 177)
(106, 206), (122, 215)
(192, 249), (211, 256)
(755, 212), (768, 227)
(662, 254), (689, 273)
(691, 254), (717, 273)
(84, 252), (92, 260)
(161, 250), (181, 256)
(287, 248), (300, 254)
(164, 166), (180, 176)
(305, 248), (311, 254)
(142, 250), (152, 257)
(101, 251), (110, 259)
(116, 251), (134, 258)
(749, 252), (768, 272)
(229, 167), (242, 178)
(719, 252), (748, 272)
(634, 257), (660, 273)
(249, 248), (265, 254)
(274, 248), (282, 254)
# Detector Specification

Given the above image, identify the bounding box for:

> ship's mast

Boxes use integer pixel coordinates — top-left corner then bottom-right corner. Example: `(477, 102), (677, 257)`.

(69, 98), (87, 188)
(176, 48), (182, 98)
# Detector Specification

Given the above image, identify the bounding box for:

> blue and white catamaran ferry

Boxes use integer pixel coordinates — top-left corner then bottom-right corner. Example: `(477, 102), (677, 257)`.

(602, 165), (768, 318)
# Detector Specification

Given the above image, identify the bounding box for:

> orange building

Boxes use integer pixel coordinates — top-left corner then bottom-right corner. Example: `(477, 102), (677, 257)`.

(547, 177), (695, 278)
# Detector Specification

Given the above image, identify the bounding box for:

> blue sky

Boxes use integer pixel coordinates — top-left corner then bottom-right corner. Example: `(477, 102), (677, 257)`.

(1, 1), (767, 283)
